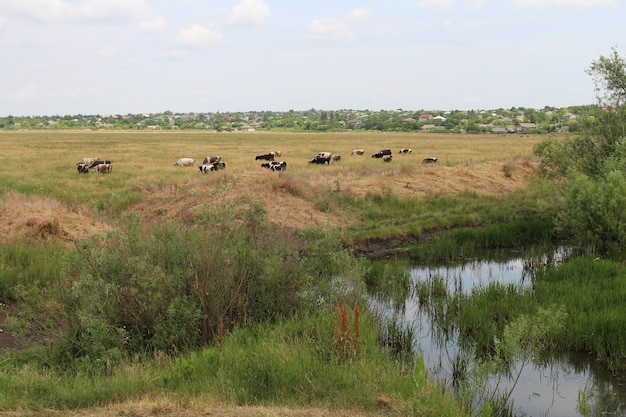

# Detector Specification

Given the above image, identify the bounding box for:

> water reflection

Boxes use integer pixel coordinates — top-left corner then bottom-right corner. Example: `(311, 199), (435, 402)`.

(374, 250), (626, 417)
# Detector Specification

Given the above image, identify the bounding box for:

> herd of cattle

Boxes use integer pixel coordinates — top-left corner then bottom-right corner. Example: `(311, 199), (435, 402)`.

(76, 148), (437, 175)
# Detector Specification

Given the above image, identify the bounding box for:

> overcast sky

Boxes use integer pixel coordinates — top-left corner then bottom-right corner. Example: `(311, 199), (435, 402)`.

(1, 0), (624, 116)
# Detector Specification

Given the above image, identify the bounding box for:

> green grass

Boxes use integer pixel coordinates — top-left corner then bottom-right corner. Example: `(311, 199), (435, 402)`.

(533, 257), (626, 371)
(0, 310), (466, 416)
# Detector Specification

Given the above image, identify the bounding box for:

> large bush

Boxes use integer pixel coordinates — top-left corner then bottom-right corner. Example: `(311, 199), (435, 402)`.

(60, 209), (358, 367)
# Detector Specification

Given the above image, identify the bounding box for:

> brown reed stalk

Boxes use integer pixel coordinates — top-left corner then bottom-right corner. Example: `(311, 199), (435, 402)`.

(217, 317), (224, 352)
(353, 306), (360, 354)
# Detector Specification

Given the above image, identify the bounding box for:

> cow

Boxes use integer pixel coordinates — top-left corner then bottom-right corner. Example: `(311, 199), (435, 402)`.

(88, 160), (112, 170)
(95, 163), (112, 173)
(174, 157), (195, 167)
(422, 157), (438, 164)
(372, 149), (392, 158)
(309, 152), (332, 164)
(399, 148), (412, 154)
(261, 161), (287, 171)
(199, 164), (216, 173)
(77, 157), (99, 166)
(200, 160), (226, 173)
(351, 149), (365, 156)
(382, 155), (393, 162)
(202, 155), (222, 164)
(255, 152), (275, 161)
(331, 154), (342, 162)
(77, 163), (90, 174)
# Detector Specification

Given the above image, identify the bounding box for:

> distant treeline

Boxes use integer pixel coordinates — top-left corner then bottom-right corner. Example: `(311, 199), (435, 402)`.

(0, 105), (599, 133)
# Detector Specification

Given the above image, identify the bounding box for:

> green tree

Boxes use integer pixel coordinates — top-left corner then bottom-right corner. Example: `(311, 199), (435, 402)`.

(534, 47), (626, 258)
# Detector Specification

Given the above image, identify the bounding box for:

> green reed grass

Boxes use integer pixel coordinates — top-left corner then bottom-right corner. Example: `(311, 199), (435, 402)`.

(533, 257), (626, 371)
(407, 219), (555, 262)
(0, 240), (69, 302)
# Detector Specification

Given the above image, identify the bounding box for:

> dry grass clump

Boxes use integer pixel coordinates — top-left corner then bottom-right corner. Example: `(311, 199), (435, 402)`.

(0, 192), (110, 243)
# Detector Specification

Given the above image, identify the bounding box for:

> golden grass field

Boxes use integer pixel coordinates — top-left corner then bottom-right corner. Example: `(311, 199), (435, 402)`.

(0, 130), (554, 242)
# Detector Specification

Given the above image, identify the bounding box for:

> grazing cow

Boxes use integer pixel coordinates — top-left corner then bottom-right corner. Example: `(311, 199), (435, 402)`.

(88, 160), (112, 170)
(95, 163), (112, 173)
(77, 157), (99, 166)
(309, 152), (332, 164)
(372, 149), (392, 158)
(262, 161), (287, 171)
(77, 163), (90, 174)
(202, 155), (222, 164)
(331, 154), (342, 162)
(351, 149), (365, 156)
(382, 155), (393, 162)
(399, 148), (412, 154)
(422, 157), (438, 164)
(174, 157), (195, 167)
(199, 164), (216, 173)
(200, 160), (226, 173)
(255, 152), (275, 161)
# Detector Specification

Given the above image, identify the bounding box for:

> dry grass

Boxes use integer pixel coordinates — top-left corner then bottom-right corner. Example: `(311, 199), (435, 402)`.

(0, 397), (396, 417)
(0, 130), (552, 241)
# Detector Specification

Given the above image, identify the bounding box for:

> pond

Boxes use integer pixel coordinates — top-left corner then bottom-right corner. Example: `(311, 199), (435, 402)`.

(371, 250), (626, 416)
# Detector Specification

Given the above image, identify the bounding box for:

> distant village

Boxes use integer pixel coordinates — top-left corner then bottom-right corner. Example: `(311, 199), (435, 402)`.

(0, 105), (598, 134)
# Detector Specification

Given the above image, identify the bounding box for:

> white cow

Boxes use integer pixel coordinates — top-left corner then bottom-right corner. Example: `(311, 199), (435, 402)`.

(174, 158), (195, 167)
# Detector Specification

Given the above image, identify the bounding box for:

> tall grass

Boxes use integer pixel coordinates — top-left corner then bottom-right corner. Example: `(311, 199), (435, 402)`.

(0, 311), (466, 416)
(407, 219), (556, 262)
(533, 257), (626, 371)
(0, 240), (69, 302)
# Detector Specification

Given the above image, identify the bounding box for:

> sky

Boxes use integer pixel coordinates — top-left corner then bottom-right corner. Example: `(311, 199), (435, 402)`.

(1, 0), (625, 116)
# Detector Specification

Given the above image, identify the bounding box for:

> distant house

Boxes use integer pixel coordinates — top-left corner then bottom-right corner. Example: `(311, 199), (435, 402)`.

(418, 113), (433, 123)
(518, 123), (537, 131)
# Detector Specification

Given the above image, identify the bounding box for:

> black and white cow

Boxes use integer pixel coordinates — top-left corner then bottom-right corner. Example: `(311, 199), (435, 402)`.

(76, 163), (90, 174)
(372, 149), (392, 158)
(422, 157), (438, 164)
(309, 152), (332, 164)
(399, 148), (412, 154)
(261, 161), (287, 171)
(199, 160), (226, 173)
(382, 155), (393, 162)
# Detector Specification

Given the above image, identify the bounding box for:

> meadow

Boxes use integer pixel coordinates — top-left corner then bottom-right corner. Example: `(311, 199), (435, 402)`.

(0, 129), (576, 417)
(0, 130), (552, 243)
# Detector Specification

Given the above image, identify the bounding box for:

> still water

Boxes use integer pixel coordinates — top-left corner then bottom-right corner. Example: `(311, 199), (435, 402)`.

(374, 252), (626, 416)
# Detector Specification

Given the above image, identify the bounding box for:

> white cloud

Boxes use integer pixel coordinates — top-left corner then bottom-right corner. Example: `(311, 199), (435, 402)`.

(308, 17), (355, 43)
(307, 8), (371, 43)
(228, 0), (270, 25)
(418, 0), (455, 10)
(8, 83), (39, 100)
(511, 0), (616, 7)
(175, 24), (222, 47)
(347, 8), (372, 20)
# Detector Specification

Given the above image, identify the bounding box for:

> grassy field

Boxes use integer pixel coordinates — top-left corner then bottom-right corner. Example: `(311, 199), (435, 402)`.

(0, 130), (555, 243)
(0, 130), (563, 417)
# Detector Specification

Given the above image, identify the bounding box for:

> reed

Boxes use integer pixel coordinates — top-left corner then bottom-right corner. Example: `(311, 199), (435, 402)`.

(532, 257), (626, 370)
(408, 219), (555, 262)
